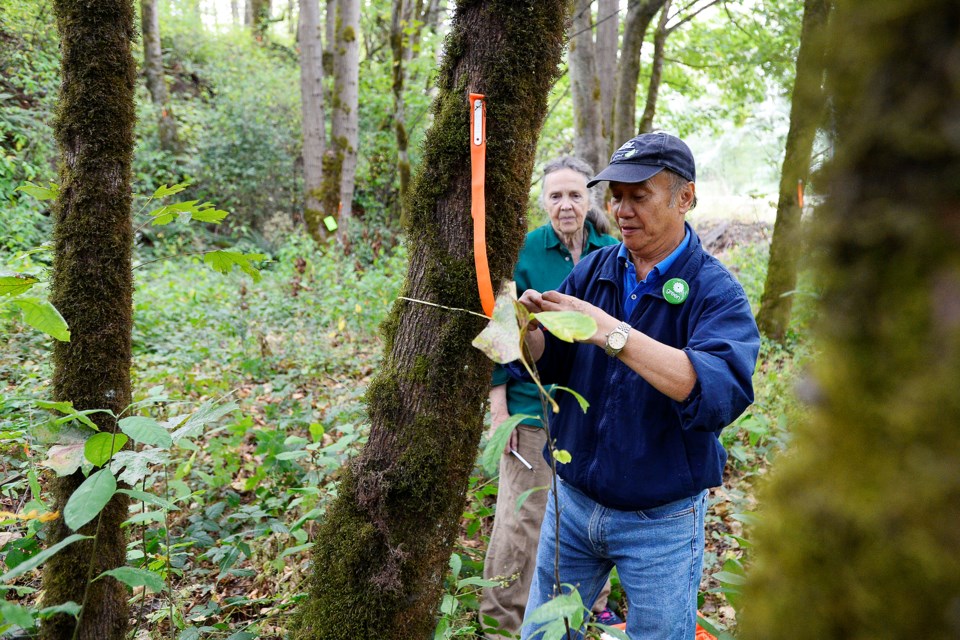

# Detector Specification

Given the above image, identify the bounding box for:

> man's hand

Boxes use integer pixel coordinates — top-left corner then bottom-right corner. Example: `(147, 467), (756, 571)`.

(488, 384), (518, 453)
(538, 290), (618, 346)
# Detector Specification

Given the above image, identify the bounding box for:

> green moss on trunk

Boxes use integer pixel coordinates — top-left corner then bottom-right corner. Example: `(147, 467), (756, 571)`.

(293, 1), (567, 637)
(41, 1), (136, 639)
(742, 1), (960, 637)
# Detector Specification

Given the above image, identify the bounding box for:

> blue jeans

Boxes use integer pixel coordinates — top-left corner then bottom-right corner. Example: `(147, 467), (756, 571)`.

(521, 480), (707, 640)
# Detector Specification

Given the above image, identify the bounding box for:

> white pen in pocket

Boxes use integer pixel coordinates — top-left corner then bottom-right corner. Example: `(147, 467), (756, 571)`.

(509, 448), (533, 470)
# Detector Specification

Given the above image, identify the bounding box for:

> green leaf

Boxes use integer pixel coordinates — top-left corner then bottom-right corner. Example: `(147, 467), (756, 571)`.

(515, 485), (548, 513)
(713, 570), (748, 586)
(552, 449), (572, 464)
(16, 181), (59, 201)
(0, 601), (35, 629)
(0, 533), (92, 582)
(456, 575), (501, 589)
(110, 449), (169, 485)
(550, 386), (590, 413)
(591, 623), (630, 640)
(38, 601), (82, 619)
(151, 182), (189, 199)
(0, 273), (38, 296)
(84, 432), (128, 466)
(12, 298), (70, 341)
(171, 401), (238, 443)
(532, 311), (597, 343)
(203, 250), (265, 282)
(63, 468), (117, 530)
(524, 588), (585, 626)
(41, 443), (86, 476)
(482, 414), (535, 476)
(148, 205), (175, 226)
(472, 289), (524, 364)
(97, 566), (165, 593)
(448, 552), (462, 582)
(119, 416), (173, 448)
(190, 203), (230, 223)
(116, 489), (178, 511)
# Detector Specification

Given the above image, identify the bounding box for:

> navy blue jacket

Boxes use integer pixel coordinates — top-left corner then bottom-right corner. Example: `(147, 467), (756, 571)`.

(535, 224), (760, 511)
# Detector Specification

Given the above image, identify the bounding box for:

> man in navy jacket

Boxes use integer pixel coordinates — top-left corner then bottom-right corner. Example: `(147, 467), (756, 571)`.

(517, 133), (760, 640)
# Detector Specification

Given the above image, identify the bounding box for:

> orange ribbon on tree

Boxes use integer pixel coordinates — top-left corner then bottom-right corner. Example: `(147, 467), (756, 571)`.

(470, 92), (495, 317)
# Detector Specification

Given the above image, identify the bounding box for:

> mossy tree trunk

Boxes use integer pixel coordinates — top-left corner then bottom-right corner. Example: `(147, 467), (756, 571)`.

(299, 0), (326, 241)
(742, 1), (960, 637)
(754, 0), (829, 341)
(41, 1), (136, 638)
(637, 0), (671, 134)
(140, 0), (180, 153)
(611, 0), (665, 153)
(390, 0), (414, 227)
(326, 0), (359, 248)
(595, 0), (618, 141)
(292, 1), (566, 637)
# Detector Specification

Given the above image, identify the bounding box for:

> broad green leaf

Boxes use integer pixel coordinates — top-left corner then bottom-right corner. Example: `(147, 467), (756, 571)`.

(0, 273), (38, 296)
(148, 205), (175, 226)
(550, 386), (590, 413)
(38, 601), (82, 619)
(63, 468), (117, 530)
(110, 449), (169, 485)
(13, 298), (70, 341)
(35, 400), (76, 414)
(97, 566), (165, 593)
(151, 182), (189, 199)
(482, 414), (535, 476)
(552, 449), (572, 464)
(440, 593), (457, 616)
(449, 553), (462, 582)
(190, 203), (230, 223)
(515, 485), (548, 513)
(84, 432), (128, 466)
(524, 588), (585, 626)
(0, 533), (92, 582)
(456, 575), (501, 589)
(119, 416), (173, 448)
(116, 488), (178, 511)
(123, 510), (165, 526)
(278, 543), (312, 559)
(533, 311), (597, 343)
(203, 250), (264, 282)
(41, 443), (86, 476)
(730, 512), (761, 526)
(0, 601), (34, 629)
(472, 289), (523, 364)
(171, 401), (238, 443)
(275, 450), (309, 461)
(16, 181), (59, 200)
(713, 570), (748, 586)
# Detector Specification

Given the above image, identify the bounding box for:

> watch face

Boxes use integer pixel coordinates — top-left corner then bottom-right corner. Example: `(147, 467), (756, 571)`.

(608, 331), (628, 350)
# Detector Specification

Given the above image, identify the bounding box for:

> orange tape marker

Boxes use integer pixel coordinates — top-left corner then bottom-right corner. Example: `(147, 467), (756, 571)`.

(797, 179), (805, 208)
(470, 93), (495, 317)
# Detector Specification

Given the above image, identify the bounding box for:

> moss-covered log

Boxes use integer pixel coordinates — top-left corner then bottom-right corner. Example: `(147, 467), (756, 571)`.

(40, 1), (136, 639)
(742, 1), (960, 637)
(293, 1), (566, 637)
(754, 0), (829, 341)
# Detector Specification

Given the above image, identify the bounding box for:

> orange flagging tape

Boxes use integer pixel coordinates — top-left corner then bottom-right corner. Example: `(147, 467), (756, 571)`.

(797, 178), (805, 208)
(607, 622), (717, 640)
(470, 93), (495, 318)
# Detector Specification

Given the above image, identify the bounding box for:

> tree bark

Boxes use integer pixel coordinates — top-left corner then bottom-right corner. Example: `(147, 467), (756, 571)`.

(637, 0), (670, 133)
(299, 0), (326, 241)
(569, 0), (605, 180)
(595, 0), (618, 141)
(612, 0), (665, 152)
(754, 0), (829, 340)
(327, 0), (359, 248)
(41, 1), (136, 638)
(391, 0), (414, 226)
(250, 0), (270, 37)
(141, 0), (180, 153)
(742, 0), (960, 637)
(292, 0), (566, 637)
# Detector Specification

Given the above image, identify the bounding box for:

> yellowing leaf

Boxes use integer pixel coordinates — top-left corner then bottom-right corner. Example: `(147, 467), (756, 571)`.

(534, 311), (597, 343)
(472, 288), (523, 364)
(338, 318), (346, 331)
(354, 304), (362, 313)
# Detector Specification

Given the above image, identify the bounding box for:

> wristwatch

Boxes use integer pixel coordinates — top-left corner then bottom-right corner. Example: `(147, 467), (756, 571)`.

(604, 321), (631, 357)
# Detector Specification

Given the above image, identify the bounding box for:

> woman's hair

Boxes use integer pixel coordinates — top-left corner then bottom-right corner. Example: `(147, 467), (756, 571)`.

(540, 156), (611, 234)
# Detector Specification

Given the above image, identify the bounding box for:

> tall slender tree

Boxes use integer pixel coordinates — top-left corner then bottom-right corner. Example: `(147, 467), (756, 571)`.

(141, 0), (180, 153)
(299, 0), (326, 241)
(611, 0), (665, 151)
(292, 0), (566, 636)
(595, 0), (618, 140)
(755, 0), (830, 340)
(41, 0), (136, 638)
(324, 0), (359, 247)
(569, 0), (605, 179)
(742, 0), (960, 637)
(390, 0), (415, 225)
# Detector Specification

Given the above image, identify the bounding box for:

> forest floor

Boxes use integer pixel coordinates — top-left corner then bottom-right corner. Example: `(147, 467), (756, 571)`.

(0, 221), (797, 639)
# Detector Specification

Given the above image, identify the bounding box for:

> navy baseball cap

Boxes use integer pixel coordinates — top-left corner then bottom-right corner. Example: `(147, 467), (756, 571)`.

(587, 132), (696, 187)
